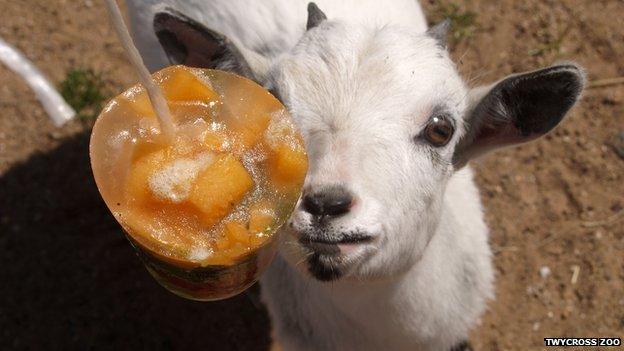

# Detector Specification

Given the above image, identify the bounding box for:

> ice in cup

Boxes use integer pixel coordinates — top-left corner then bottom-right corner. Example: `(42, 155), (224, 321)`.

(90, 65), (307, 300)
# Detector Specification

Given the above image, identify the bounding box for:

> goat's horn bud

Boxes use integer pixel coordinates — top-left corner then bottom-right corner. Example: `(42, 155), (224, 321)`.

(306, 2), (327, 30)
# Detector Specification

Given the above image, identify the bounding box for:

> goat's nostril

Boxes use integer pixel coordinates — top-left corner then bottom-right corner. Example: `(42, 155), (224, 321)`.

(302, 187), (353, 217)
(323, 196), (352, 216)
(303, 194), (324, 216)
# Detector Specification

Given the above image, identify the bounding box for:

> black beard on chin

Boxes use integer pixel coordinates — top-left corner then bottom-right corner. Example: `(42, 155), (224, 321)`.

(307, 253), (344, 281)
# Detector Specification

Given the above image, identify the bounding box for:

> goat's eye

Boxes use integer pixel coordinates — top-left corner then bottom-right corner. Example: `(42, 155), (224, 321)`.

(422, 115), (454, 147)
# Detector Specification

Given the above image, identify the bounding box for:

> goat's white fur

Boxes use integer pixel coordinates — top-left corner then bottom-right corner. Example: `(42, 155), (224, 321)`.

(128, 1), (494, 350)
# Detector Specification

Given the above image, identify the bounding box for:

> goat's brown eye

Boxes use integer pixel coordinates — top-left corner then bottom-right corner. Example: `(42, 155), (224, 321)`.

(423, 115), (454, 147)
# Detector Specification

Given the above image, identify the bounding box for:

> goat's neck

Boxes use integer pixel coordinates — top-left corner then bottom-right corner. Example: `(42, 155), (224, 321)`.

(261, 219), (458, 351)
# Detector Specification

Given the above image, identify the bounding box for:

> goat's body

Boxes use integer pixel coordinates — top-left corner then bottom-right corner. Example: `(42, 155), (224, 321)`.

(262, 167), (492, 351)
(127, 0), (427, 70)
(127, 1), (493, 350)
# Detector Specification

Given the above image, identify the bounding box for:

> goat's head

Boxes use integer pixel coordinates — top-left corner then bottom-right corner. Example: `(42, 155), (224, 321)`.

(152, 3), (585, 282)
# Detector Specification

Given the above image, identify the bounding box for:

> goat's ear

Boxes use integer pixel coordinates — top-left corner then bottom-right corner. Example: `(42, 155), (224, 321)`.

(427, 19), (451, 48)
(453, 64), (585, 169)
(153, 8), (269, 82)
(306, 2), (327, 30)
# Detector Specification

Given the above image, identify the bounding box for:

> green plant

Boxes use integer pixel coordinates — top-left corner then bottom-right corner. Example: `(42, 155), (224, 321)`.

(430, 2), (478, 44)
(59, 68), (109, 120)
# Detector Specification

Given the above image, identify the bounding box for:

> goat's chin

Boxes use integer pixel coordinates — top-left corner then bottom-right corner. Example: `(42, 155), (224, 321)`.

(279, 230), (379, 282)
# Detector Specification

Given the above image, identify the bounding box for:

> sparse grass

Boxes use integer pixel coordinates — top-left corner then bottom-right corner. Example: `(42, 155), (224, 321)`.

(528, 25), (571, 57)
(430, 2), (478, 44)
(59, 68), (109, 120)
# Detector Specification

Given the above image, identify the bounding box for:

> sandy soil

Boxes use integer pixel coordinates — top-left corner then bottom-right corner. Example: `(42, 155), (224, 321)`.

(1, 1), (622, 350)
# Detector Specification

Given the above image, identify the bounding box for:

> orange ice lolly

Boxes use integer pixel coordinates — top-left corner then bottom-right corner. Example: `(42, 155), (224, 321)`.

(90, 66), (307, 300)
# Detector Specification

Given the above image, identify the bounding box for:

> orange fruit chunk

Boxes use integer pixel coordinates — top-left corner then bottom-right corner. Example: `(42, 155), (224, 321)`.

(229, 112), (272, 150)
(248, 200), (275, 234)
(160, 66), (220, 103)
(125, 148), (168, 205)
(122, 66), (221, 118)
(188, 154), (253, 226)
(202, 130), (230, 151)
(268, 144), (308, 188)
(224, 221), (250, 245)
(218, 78), (282, 150)
(102, 87), (157, 118)
(121, 207), (195, 259)
(225, 242), (250, 260)
(215, 236), (232, 251)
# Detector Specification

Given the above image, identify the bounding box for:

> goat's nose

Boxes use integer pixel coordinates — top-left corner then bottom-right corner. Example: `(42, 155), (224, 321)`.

(302, 186), (353, 217)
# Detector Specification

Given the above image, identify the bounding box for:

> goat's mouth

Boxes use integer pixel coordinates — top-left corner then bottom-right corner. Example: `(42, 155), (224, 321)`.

(295, 232), (377, 281)
(298, 233), (375, 254)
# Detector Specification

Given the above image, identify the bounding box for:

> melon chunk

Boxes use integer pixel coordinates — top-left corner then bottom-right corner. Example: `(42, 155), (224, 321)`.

(121, 207), (193, 256)
(229, 111), (272, 150)
(125, 148), (167, 204)
(215, 236), (232, 251)
(161, 66), (220, 103)
(224, 221), (250, 245)
(119, 90), (156, 118)
(268, 144), (308, 188)
(248, 200), (275, 234)
(225, 242), (250, 260)
(218, 79), (281, 150)
(122, 66), (220, 118)
(203, 130), (230, 152)
(188, 154), (253, 226)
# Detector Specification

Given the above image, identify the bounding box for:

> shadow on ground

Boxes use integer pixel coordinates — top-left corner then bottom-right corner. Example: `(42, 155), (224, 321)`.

(0, 132), (271, 350)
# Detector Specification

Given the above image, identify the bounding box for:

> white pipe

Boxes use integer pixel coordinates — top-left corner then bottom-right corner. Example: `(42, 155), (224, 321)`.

(104, 0), (176, 141)
(0, 37), (75, 127)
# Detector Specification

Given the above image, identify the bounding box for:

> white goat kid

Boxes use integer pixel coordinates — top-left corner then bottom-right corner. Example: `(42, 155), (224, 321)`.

(127, 1), (585, 350)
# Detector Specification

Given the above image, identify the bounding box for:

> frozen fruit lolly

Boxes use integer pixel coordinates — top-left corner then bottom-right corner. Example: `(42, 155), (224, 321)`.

(91, 1), (307, 301)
